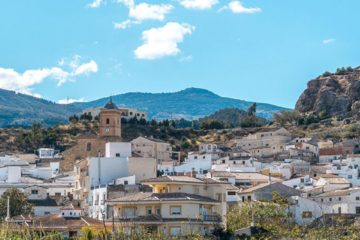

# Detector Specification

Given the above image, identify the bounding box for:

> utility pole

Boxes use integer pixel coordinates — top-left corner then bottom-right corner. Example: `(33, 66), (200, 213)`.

(5, 196), (10, 222)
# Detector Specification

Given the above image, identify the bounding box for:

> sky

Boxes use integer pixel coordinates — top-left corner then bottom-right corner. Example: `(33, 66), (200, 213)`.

(0, 0), (359, 108)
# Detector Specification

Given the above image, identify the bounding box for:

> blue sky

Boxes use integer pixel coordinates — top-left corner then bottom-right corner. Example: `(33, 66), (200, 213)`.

(0, 0), (359, 108)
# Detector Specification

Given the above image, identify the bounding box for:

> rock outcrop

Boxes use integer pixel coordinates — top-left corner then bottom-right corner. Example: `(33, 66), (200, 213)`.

(295, 66), (360, 117)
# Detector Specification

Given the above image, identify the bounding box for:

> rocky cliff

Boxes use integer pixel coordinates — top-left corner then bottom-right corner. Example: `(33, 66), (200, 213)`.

(295, 66), (360, 117)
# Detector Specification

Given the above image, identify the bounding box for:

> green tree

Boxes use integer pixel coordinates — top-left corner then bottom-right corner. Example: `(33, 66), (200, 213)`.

(247, 103), (257, 117)
(0, 188), (32, 219)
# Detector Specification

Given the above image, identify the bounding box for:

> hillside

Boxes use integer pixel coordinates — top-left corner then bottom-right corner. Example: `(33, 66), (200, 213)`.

(296, 66), (360, 118)
(0, 89), (80, 127)
(75, 88), (288, 120)
(199, 107), (267, 128)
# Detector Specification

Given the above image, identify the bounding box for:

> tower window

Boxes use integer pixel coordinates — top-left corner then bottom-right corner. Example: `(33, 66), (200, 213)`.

(86, 143), (92, 151)
(106, 118), (110, 124)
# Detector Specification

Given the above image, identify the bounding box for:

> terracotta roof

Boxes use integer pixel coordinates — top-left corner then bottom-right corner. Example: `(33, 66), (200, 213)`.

(314, 189), (356, 197)
(211, 171), (236, 178)
(319, 147), (344, 156)
(141, 176), (204, 184)
(30, 215), (103, 229)
(107, 192), (219, 203)
(231, 172), (282, 182)
(239, 182), (301, 196)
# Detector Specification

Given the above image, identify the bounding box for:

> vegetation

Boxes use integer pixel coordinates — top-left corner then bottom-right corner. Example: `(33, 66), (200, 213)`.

(0, 188), (32, 219)
(200, 107), (267, 129)
(227, 192), (360, 239)
(321, 66), (355, 77)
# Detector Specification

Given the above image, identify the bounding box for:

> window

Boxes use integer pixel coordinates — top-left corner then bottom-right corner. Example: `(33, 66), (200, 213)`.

(170, 206), (181, 215)
(356, 196), (360, 201)
(124, 180), (128, 185)
(302, 211), (313, 218)
(31, 189), (38, 195)
(106, 118), (110, 124)
(228, 191), (236, 196)
(44, 211), (50, 215)
(329, 198), (332, 202)
(86, 143), (92, 151)
(338, 207), (341, 214)
(247, 196), (252, 201)
(222, 160), (225, 164)
(321, 198), (324, 202)
(242, 196), (245, 202)
(123, 207), (136, 218)
(156, 207), (161, 215)
(339, 197), (342, 201)
(146, 207), (152, 215)
(356, 207), (360, 214)
(170, 227), (181, 236)
(348, 175), (353, 179)
(115, 153), (120, 157)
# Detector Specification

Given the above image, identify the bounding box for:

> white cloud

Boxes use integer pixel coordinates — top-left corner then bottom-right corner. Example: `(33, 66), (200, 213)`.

(0, 56), (98, 96)
(0, 67), (69, 95)
(134, 22), (194, 60)
(179, 0), (218, 10)
(114, 19), (136, 29)
(88, 0), (103, 8)
(129, 3), (173, 21)
(219, 1), (261, 14)
(57, 98), (86, 104)
(73, 60), (98, 76)
(322, 38), (336, 44)
(179, 55), (193, 62)
(115, 1), (173, 30)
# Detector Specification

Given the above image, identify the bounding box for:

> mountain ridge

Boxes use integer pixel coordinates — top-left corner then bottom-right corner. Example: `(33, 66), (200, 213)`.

(75, 87), (289, 120)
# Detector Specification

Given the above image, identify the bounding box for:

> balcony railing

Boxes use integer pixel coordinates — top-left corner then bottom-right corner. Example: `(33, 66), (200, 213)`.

(202, 214), (221, 222)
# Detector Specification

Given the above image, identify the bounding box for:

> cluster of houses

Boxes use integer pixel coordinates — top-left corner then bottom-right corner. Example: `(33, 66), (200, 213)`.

(3, 99), (360, 238)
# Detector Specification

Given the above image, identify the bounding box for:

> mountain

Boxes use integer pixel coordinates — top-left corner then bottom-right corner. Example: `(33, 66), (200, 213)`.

(295, 66), (360, 118)
(75, 88), (288, 120)
(0, 89), (80, 127)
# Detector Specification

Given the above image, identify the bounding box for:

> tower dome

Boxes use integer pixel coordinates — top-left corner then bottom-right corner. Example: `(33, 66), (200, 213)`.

(104, 97), (118, 110)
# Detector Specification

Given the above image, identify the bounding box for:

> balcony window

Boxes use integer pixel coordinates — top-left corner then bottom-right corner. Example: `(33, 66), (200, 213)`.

(146, 207), (152, 215)
(156, 207), (161, 215)
(170, 206), (181, 215)
(31, 190), (39, 195)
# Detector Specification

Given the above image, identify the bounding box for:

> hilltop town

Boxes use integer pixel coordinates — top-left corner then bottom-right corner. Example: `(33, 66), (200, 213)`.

(2, 92), (360, 239)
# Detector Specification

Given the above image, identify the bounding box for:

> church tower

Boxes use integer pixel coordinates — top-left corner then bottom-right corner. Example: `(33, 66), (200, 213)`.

(99, 98), (122, 138)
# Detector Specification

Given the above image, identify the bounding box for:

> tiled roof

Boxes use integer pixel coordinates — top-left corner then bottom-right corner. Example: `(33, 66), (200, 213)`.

(319, 147), (344, 156)
(314, 189), (355, 197)
(141, 176), (204, 184)
(107, 192), (219, 203)
(30, 215), (103, 229)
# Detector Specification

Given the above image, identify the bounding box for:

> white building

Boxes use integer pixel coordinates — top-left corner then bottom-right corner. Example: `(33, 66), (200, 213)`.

(105, 142), (132, 158)
(326, 157), (360, 186)
(89, 142), (132, 187)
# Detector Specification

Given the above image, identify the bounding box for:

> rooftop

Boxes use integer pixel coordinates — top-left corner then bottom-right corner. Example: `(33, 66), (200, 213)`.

(107, 192), (219, 203)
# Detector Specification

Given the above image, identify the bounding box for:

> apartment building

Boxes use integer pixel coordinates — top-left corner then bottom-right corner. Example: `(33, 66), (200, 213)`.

(107, 176), (228, 236)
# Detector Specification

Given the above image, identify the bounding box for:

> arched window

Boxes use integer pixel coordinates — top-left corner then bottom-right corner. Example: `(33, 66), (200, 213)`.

(86, 142), (92, 151)
(106, 118), (110, 124)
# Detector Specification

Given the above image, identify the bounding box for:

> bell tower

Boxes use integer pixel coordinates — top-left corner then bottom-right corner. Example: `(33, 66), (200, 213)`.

(99, 97), (122, 139)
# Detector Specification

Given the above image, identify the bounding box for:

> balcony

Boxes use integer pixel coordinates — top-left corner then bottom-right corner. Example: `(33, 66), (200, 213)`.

(202, 214), (221, 222)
